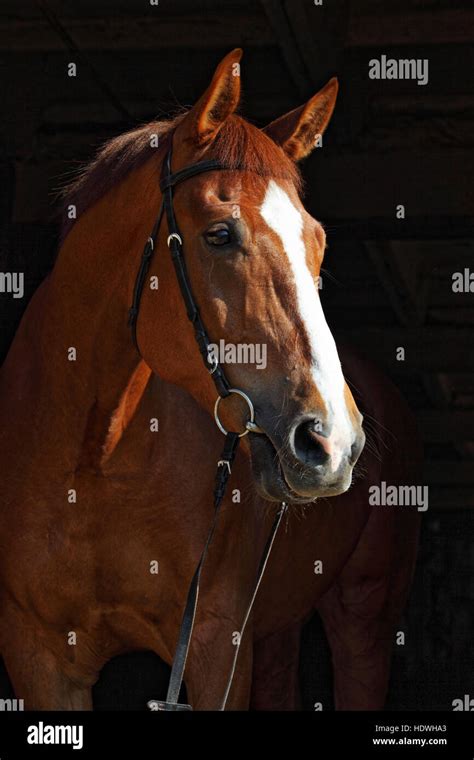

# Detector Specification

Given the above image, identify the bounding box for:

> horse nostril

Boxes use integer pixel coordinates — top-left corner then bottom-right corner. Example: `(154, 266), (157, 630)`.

(293, 419), (330, 467)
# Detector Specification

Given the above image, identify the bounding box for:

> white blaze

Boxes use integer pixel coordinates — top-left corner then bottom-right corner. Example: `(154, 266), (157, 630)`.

(260, 180), (352, 470)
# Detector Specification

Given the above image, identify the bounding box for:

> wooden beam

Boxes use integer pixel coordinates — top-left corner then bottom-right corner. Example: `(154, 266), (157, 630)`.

(429, 284), (474, 308)
(425, 462), (474, 485)
(260, 0), (311, 97)
(372, 94), (474, 118)
(364, 241), (428, 326)
(419, 411), (474, 443)
(336, 328), (474, 371)
(431, 306), (472, 326)
(348, 9), (474, 47)
(282, 0), (349, 87)
(35, 0), (132, 122)
(421, 375), (452, 416)
(2, 8), (471, 52)
(0, 13), (274, 51)
(429, 488), (474, 510)
(323, 216), (474, 241)
(305, 151), (474, 223)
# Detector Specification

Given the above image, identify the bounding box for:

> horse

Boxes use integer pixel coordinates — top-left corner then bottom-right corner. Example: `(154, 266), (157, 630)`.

(0, 49), (421, 710)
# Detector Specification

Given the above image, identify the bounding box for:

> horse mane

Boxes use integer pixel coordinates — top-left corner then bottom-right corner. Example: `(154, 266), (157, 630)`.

(60, 112), (303, 243)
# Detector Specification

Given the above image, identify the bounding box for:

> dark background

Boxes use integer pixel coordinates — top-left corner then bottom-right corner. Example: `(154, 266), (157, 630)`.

(0, 0), (472, 710)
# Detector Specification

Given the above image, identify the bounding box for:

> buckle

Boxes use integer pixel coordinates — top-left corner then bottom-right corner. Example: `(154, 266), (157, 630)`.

(217, 459), (232, 474)
(167, 233), (183, 248)
(148, 700), (193, 711)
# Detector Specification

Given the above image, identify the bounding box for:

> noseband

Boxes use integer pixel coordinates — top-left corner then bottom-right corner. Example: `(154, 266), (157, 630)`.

(128, 137), (287, 711)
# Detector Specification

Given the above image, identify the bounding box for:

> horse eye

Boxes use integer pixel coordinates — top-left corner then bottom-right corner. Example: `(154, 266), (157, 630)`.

(204, 225), (232, 247)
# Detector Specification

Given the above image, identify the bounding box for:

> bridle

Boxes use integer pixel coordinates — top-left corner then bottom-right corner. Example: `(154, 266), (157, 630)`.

(128, 136), (288, 711)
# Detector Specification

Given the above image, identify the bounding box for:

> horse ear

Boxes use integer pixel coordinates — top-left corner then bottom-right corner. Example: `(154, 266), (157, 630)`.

(263, 78), (338, 161)
(181, 48), (242, 146)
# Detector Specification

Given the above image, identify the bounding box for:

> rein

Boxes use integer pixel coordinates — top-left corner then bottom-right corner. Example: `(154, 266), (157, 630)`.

(128, 137), (288, 711)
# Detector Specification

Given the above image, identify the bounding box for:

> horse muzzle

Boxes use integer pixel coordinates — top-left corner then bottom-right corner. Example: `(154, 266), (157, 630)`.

(248, 416), (365, 503)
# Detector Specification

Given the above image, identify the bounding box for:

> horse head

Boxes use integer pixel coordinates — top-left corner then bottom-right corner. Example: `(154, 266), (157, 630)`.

(136, 49), (365, 502)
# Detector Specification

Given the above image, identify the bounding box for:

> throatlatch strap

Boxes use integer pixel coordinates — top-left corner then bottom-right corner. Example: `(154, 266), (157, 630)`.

(127, 200), (165, 350)
(160, 148), (230, 398)
(149, 432), (240, 711)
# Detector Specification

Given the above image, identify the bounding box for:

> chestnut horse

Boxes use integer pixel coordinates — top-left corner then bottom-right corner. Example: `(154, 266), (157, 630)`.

(0, 49), (420, 710)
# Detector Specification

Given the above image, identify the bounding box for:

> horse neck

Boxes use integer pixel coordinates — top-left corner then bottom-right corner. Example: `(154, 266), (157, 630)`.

(4, 161), (162, 474)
